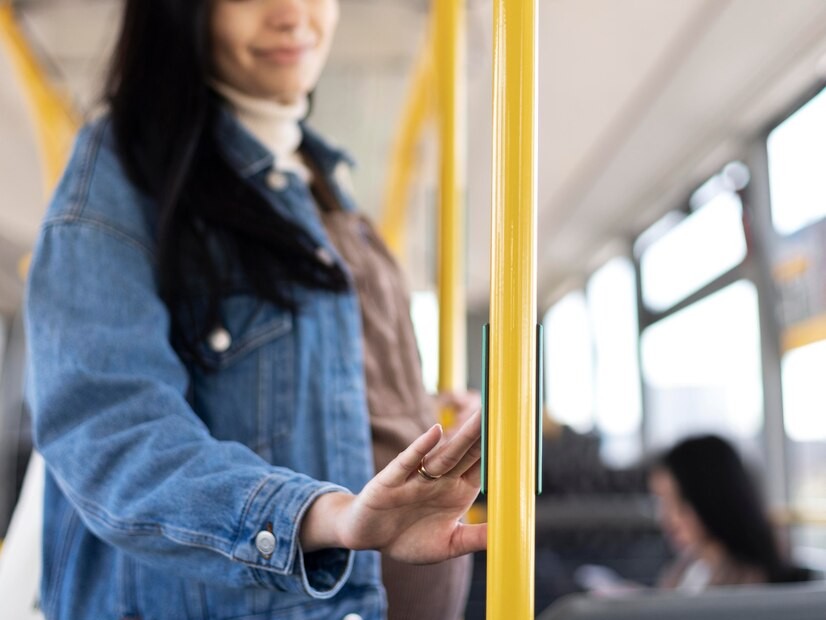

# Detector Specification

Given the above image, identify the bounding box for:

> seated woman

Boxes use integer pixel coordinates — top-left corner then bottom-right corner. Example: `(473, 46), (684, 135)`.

(650, 435), (808, 592)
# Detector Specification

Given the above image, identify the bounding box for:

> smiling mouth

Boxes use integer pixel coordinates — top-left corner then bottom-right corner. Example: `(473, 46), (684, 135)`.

(253, 45), (312, 65)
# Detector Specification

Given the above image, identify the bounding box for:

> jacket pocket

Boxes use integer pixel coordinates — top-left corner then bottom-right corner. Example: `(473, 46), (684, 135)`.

(188, 296), (296, 463)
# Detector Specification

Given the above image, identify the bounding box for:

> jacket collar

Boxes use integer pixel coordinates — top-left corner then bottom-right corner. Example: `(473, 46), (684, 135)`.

(214, 104), (355, 180)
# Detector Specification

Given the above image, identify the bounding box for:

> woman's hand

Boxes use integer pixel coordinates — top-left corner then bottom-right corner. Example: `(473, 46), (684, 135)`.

(300, 410), (485, 564)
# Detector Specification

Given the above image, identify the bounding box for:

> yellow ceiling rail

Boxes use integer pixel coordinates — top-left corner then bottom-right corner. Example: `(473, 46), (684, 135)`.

(487, 0), (538, 617)
(377, 27), (435, 257)
(434, 0), (467, 427)
(0, 3), (78, 196)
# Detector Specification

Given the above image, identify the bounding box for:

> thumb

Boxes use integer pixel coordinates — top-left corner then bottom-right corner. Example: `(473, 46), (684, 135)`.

(449, 522), (487, 558)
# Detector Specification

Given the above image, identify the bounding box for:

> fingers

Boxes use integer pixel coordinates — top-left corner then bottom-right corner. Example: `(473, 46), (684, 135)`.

(381, 423), (443, 486)
(449, 522), (487, 557)
(422, 409), (481, 477)
(443, 438), (481, 479)
(461, 459), (481, 488)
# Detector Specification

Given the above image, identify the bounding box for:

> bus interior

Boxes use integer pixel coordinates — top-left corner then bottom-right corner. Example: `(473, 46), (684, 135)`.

(2, 0), (826, 618)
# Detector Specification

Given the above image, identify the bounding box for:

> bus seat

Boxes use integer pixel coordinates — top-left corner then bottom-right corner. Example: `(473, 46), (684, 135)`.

(538, 581), (826, 620)
(0, 451), (45, 620)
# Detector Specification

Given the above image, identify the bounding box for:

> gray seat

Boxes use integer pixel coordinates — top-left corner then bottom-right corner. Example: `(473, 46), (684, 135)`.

(0, 311), (30, 537)
(539, 581), (826, 620)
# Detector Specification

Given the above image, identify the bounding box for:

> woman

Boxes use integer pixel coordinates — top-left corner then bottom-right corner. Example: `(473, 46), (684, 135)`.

(24, 1), (484, 618)
(650, 435), (805, 592)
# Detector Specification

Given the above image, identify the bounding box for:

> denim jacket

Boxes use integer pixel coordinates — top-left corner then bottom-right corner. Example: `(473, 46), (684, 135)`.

(24, 109), (384, 620)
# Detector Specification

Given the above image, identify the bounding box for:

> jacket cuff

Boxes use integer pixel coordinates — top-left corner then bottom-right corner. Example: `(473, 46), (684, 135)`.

(231, 473), (354, 597)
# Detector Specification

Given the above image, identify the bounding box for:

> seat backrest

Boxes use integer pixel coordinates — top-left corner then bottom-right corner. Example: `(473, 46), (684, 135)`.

(0, 310), (30, 536)
(539, 582), (826, 620)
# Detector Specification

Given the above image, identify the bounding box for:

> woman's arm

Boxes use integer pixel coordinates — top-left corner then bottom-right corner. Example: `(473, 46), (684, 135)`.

(27, 220), (353, 597)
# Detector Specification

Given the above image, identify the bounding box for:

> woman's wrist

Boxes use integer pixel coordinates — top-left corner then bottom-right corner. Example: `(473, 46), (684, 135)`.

(299, 491), (354, 552)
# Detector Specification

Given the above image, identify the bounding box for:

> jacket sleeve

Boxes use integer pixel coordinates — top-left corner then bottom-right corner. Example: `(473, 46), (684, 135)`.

(25, 208), (353, 598)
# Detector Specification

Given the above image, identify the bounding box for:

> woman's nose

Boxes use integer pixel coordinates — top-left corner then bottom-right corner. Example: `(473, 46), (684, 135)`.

(264, 0), (306, 32)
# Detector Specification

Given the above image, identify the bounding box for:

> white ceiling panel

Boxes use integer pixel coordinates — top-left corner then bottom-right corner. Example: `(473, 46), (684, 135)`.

(536, 0), (826, 307)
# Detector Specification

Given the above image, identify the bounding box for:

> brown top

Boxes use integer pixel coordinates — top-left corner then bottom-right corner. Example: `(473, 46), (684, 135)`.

(309, 164), (471, 620)
(309, 173), (435, 471)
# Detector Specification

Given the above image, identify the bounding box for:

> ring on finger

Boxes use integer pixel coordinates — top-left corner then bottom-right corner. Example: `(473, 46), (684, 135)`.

(417, 456), (442, 482)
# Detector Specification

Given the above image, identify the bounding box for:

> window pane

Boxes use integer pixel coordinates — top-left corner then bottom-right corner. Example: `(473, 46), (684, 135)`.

(783, 341), (826, 442)
(587, 257), (642, 465)
(640, 192), (746, 312)
(641, 280), (763, 450)
(410, 290), (438, 394)
(782, 341), (826, 506)
(768, 86), (826, 236)
(544, 291), (594, 433)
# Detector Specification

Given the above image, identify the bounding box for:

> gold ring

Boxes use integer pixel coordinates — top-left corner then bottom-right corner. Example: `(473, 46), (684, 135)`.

(417, 457), (441, 482)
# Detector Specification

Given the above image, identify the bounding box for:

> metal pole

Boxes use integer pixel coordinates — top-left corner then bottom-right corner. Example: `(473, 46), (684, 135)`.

(435, 0), (468, 425)
(0, 3), (77, 194)
(378, 29), (434, 257)
(487, 0), (537, 617)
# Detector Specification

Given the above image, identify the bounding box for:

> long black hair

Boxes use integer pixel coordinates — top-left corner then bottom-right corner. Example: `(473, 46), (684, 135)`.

(657, 435), (808, 583)
(105, 0), (348, 366)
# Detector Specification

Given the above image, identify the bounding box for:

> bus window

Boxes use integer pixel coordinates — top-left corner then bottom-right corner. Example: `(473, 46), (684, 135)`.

(410, 290), (439, 394)
(638, 190), (746, 313)
(544, 290), (594, 433)
(542, 257), (642, 466)
(641, 280), (763, 451)
(768, 86), (826, 236)
(782, 341), (826, 505)
(588, 257), (642, 466)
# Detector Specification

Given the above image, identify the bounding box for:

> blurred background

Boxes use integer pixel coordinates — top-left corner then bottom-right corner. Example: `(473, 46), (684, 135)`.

(3, 0), (826, 617)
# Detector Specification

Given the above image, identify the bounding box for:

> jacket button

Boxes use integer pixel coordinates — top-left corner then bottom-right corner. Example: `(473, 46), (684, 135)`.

(342, 615), (363, 620)
(207, 327), (232, 353)
(255, 530), (276, 557)
(266, 170), (289, 191)
(315, 246), (335, 267)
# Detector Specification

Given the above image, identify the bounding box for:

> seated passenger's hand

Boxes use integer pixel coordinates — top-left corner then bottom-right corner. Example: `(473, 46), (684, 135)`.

(432, 389), (481, 435)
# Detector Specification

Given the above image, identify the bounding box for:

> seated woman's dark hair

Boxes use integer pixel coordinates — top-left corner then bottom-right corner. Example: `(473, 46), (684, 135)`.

(104, 0), (349, 367)
(655, 435), (809, 584)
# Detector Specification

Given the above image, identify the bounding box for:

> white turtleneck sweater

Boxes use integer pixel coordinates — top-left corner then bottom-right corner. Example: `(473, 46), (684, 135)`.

(211, 81), (312, 183)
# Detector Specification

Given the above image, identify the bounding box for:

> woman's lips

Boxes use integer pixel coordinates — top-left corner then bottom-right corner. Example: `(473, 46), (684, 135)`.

(253, 45), (311, 65)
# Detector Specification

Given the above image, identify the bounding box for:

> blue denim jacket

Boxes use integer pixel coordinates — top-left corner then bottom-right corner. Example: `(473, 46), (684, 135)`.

(24, 109), (384, 619)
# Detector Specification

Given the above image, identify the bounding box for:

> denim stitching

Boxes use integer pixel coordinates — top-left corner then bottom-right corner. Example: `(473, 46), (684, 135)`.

(239, 158), (272, 178)
(271, 315), (293, 438)
(42, 217), (156, 262)
(44, 506), (80, 614)
(230, 473), (273, 554)
(54, 471), (234, 552)
(67, 121), (107, 219)
(286, 485), (353, 585)
(215, 317), (292, 368)
(256, 344), (269, 456)
(232, 475), (287, 570)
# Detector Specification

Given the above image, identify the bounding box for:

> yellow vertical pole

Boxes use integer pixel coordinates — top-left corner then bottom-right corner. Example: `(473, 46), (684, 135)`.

(487, 0), (537, 617)
(0, 3), (78, 194)
(435, 0), (467, 427)
(0, 3), (78, 282)
(378, 30), (435, 257)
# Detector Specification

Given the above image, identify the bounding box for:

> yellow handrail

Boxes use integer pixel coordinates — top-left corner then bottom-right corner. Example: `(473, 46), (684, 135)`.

(378, 30), (435, 257)
(0, 3), (78, 196)
(435, 0), (467, 427)
(487, 0), (538, 617)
